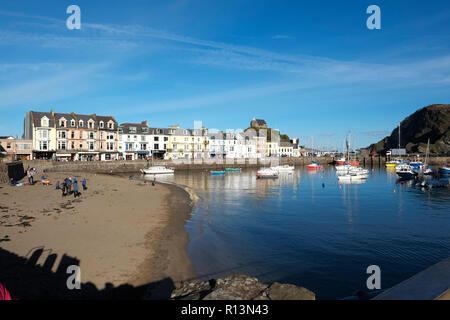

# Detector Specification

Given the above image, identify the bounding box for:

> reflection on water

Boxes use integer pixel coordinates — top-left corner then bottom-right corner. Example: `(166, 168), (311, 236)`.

(143, 167), (450, 299)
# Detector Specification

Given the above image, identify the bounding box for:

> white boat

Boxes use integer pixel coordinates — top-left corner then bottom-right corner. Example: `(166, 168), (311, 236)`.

(256, 168), (279, 178)
(395, 163), (417, 179)
(337, 171), (367, 181)
(271, 165), (295, 172)
(140, 166), (174, 174)
(336, 165), (369, 178)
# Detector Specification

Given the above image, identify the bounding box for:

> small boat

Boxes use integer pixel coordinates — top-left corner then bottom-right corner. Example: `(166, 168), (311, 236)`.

(336, 158), (359, 166)
(386, 159), (405, 168)
(307, 161), (323, 170)
(396, 164), (418, 179)
(141, 166), (174, 174)
(409, 161), (423, 169)
(225, 168), (241, 172)
(439, 163), (450, 175)
(337, 172), (367, 181)
(210, 171), (226, 175)
(271, 165), (295, 172)
(256, 168), (279, 178)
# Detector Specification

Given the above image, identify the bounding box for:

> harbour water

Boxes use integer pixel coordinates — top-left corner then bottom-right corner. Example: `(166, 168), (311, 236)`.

(145, 167), (450, 299)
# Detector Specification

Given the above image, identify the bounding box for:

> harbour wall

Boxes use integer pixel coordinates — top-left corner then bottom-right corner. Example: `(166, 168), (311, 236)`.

(0, 156), (448, 180)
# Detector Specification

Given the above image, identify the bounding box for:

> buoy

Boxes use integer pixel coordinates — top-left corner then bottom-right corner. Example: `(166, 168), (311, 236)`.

(393, 189), (396, 193)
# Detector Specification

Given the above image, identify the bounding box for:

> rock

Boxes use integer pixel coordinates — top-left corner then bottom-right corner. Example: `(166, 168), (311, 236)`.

(266, 282), (315, 300)
(170, 274), (315, 300)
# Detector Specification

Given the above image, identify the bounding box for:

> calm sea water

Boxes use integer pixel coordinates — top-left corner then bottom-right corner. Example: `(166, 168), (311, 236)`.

(145, 167), (450, 299)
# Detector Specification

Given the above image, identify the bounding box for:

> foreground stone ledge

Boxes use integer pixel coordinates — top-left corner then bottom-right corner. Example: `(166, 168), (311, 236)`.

(169, 274), (315, 300)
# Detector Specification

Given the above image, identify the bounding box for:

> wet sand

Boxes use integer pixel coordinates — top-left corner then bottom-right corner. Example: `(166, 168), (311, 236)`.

(0, 172), (195, 298)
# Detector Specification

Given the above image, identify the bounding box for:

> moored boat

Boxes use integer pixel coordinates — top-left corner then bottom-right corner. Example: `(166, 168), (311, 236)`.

(256, 168), (279, 178)
(210, 170), (226, 175)
(225, 168), (241, 172)
(271, 165), (295, 172)
(307, 161), (323, 170)
(141, 166), (174, 174)
(438, 163), (450, 175)
(396, 164), (418, 179)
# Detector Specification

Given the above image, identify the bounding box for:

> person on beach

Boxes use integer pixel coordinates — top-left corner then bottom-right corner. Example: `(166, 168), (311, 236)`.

(82, 178), (87, 190)
(56, 181), (60, 190)
(31, 168), (36, 184)
(0, 282), (12, 300)
(66, 177), (72, 193)
(73, 180), (80, 198)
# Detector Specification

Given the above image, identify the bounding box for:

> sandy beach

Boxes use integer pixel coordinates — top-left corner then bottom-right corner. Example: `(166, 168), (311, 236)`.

(0, 172), (195, 299)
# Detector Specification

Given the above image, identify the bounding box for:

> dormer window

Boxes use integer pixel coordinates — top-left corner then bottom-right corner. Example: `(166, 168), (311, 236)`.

(108, 121), (114, 129)
(71, 120), (75, 127)
(59, 119), (66, 127)
(99, 121), (104, 128)
(41, 116), (49, 127)
(79, 120), (84, 127)
(88, 120), (94, 129)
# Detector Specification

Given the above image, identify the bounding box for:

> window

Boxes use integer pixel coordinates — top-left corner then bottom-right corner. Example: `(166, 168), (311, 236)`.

(6, 143), (11, 149)
(71, 142), (75, 149)
(107, 142), (114, 150)
(141, 136), (146, 141)
(129, 127), (137, 133)
(134, 135), (137, 141)
(99, 121), (104, 128)
(154, 143), (159, 150)
(38, 130), (49, 140)
(154, 136), (159, 142)
(58, 131), (66, 139)
(58, 141), (66, 150)
(17, 143), (31, 150)
(60, 120), (66, 127)
(71, 120), (75, 127)
(88, 142), (95, 151)
(89, 132), (95, 139)
(71, 131), (75, 139)
(142, 127), (148, 133)
(164, 137), (168, 141)
(79, 143), (83, 149)
(107, 133), (114, 140)
(79, 120), (84, 127)
(41, 117), (49, 127)
(39, 141), (48, 150)
(108, 122), (114, 129)
(88, 121), (94, 129)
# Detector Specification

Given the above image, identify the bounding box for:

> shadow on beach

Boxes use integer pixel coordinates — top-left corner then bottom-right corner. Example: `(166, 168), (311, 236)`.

(0, 247), (176, 300)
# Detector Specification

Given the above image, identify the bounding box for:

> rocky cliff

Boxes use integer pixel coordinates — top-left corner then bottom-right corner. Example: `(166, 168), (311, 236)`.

(364, 104), (450, 155)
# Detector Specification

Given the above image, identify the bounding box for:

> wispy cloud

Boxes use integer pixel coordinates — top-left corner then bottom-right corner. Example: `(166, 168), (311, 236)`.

(362, 130), (389, 137)
(271, 34), (295, 40)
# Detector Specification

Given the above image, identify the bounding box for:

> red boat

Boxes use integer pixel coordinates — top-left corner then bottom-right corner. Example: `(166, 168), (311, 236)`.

(336, 158), (359, 166)
(307, 161), (323, 170)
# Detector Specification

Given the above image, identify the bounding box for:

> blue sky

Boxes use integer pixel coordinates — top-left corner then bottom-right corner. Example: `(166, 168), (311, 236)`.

(0, 0), (449, 149)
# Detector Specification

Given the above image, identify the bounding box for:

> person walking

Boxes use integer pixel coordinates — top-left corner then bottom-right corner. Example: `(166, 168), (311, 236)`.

(82, 178), (87, 190)
(30, 168), (36, 184)
(73, 180), (80, 198)
(66, 177), (72, 193)
(27, 168), (32, 185)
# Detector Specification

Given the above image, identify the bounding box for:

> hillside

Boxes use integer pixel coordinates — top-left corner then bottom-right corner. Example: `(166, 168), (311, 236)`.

(364, 104), (450, 155)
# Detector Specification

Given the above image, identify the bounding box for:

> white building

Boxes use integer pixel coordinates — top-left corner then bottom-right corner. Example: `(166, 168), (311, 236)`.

(148, 128), (169, 159)
(208, 131), (226, 158)
(224, 131), (258, 159)
(118, 122), (150, 160)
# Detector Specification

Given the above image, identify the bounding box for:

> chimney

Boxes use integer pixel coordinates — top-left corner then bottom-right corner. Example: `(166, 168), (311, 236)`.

(141, 120), (148, 126)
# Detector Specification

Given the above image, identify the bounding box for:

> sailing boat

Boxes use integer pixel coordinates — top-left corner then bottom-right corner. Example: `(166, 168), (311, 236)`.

(421, 139), (434, 175)
(386, 123), (404, 168)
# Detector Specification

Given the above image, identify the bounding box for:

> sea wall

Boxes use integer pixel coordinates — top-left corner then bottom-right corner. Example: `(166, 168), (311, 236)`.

(2, 155), (447, 178)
